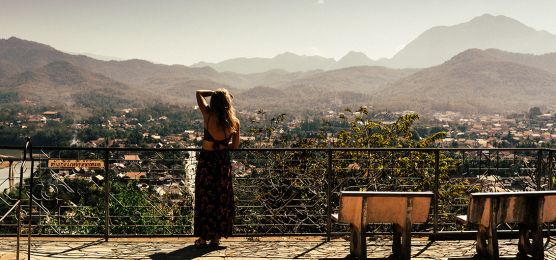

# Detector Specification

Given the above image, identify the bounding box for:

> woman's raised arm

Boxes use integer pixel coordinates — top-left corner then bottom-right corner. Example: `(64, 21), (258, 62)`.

(196, 90), (214, 116)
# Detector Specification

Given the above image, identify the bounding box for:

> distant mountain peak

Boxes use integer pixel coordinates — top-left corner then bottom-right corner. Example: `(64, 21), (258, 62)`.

(472, 13), (500, 20)
(388, 14), (556, 68)
(331, 51), (375, 69)
(274, 52), (299, 58)
(467, 13), (529, 28)
(190, 65), (218, 74)
(191, 61), (211, 67)
(1, 36), (55, 50)
(274, 52), (331, 59)
(444, 48), (497, 65)
(339, 51), (371, 61)
(7, 36), (21, 41)
(6, 36), (25, 42)
(471, 14), (515, 22)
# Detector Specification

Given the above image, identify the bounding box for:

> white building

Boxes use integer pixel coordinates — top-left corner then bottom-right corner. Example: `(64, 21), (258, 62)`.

(183, 148), (198, 200)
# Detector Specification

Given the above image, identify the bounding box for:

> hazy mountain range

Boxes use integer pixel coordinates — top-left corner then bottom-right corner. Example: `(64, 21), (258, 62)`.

(2, 14), (556, 115)
(193, 14), (556, 73)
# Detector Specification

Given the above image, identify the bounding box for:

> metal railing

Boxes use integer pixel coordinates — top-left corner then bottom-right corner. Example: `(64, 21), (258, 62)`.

(1, 141), (555, 245)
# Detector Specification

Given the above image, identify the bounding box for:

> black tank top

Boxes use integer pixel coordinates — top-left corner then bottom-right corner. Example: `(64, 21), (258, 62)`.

(203, 115), (232, 149)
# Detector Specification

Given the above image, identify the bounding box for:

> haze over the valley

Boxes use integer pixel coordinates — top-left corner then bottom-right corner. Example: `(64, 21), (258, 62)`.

(3, 1), (556, 115)
(3, 0), (556, 66)
(193, 14), (556, 73)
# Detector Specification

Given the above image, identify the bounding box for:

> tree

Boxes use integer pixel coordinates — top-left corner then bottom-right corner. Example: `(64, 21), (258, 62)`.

(528, 107), (542, 119)
(236, 107), (475, 234)
(328, 107), (475, 230)
(127, 129), (144, 145)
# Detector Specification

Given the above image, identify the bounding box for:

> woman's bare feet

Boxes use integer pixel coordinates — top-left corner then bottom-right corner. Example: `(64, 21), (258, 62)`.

(210, 236), (221, 247)
(194, 238), (207, 247)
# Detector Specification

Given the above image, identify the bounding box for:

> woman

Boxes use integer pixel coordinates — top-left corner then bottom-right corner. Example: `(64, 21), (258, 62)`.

(194, 88), (240, 247)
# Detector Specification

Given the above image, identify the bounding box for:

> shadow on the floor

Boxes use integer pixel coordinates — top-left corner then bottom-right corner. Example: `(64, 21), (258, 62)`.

(45, 239), (105, 257)
(149, 244), (226, 260)
(319, 255), (396, 260)
(413, 240), (435, 257)
(318, 256), (394, 260)
(447, 256), (518, 260)
(294, 240), (326, 258)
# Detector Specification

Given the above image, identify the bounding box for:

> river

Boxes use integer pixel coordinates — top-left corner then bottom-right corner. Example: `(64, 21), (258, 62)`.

(0, 161), (32, 192)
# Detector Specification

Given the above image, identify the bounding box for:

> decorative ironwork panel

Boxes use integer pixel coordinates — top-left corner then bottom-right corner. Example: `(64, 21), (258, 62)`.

(108, 149), (192, 235)
(442, 149), (549, 232)
(32, 149), (104, 235)
(0, 153), (27, 235)
(232, 149), (328, 235)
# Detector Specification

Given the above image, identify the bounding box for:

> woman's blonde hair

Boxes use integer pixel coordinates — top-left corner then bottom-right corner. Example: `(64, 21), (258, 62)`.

(209, 88), (238, 133)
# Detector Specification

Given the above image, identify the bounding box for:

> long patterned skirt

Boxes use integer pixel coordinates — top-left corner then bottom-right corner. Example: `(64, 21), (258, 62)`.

(194, 149), (235, 239)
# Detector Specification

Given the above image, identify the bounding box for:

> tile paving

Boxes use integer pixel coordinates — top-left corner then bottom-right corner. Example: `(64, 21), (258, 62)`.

(0, 236), (555, 259)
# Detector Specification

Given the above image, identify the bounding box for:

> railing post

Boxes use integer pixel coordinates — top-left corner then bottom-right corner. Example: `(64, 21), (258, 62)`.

(15, 138), (29, 260)
(433, 150), (440, 238)
(326, 149), (333, 241)
(549, 150), (554, 190)
(8, 160), (13, 191)
(536, 150), (542, 191)
(104, 149), (110, 241)
(27, 138), (34, 260)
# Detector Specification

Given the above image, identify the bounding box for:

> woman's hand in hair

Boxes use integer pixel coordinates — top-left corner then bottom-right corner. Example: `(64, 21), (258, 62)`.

(197, 90), (214, 97)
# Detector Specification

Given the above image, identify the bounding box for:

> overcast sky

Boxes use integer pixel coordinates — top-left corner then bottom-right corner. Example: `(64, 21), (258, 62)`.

(2, 0), (556, 65)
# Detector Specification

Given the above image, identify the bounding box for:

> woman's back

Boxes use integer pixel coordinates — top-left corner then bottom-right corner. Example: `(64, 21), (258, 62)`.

(204, 112), (235, 141)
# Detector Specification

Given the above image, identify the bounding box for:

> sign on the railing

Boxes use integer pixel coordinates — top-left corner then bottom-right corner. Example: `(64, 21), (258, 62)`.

(48, 160), (104, 169)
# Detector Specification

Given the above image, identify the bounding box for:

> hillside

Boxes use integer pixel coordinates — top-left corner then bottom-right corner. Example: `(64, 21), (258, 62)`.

(0, 61), (146, 115)
(479, 49), (556, 74)
(0, 37), (240, 87)
(278, 66), (418, 93)
(374, 49), (556, 113)
(236, 85), (371, 112)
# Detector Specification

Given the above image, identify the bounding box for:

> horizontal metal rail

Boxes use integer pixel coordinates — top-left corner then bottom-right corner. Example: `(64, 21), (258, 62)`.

(2, 144), (556, 152)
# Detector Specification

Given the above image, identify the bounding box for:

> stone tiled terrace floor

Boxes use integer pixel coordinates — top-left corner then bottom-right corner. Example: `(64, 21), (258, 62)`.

(0, 236), (555, 259)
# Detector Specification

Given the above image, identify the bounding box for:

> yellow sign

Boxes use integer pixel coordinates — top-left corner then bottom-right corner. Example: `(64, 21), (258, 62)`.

(48, 160), (105, 169)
